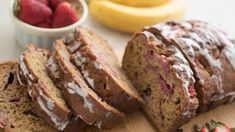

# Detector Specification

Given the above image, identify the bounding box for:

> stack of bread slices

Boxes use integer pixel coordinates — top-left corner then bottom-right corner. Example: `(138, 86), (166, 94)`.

(122, 20), (235, 132)
(0, 27), (144, 132)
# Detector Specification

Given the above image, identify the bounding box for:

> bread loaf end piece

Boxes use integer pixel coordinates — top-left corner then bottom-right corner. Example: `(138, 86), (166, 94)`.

(122, 31), (198, 131)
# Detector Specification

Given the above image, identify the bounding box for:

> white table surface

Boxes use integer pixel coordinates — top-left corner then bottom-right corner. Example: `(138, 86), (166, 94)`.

(1, 0), (235, 62)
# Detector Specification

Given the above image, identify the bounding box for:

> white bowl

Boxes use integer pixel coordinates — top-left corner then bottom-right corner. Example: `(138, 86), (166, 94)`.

(9, 0), (88, 49)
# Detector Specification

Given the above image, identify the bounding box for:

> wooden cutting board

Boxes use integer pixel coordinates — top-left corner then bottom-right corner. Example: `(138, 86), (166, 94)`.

(85, 51), (235, 132)
(84, 101), (235, 132)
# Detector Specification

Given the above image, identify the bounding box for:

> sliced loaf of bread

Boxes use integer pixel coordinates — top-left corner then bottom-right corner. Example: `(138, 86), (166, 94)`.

(47, 40), (125, 129)
(145, 21), (235, 112)
(122, 31), (199, 132)
(0, 61), (57, 132)
(65, 27), (144, 113)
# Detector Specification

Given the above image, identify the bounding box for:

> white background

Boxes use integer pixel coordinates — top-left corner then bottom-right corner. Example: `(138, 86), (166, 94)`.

(0, 0), (235, 61)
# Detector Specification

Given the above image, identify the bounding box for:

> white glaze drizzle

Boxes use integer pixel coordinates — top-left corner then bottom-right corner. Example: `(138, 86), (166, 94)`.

(67, 41), (81, 53)
(201, 47), (222, 68)
(172, 47), (195, 96)
(181, 111), (192, 119)
(75, 115), (79, 120)
(74, 52), (95, 88)
(29, 90), (68, 130)
(224, 42), (235, 70)
(143, 31), (163, 44)
(16, 71), (24, 86)
(159, 25), (182, 39)
(211, 75), (224, 94)
(142, 31), (152, 38)
(94, 62), (102, 70)
(143, 31), (157, 39)
(28, 89), (32, 97)
(75, 52), (86, 63)
(95, 121), (102, 129)
(63, 32), (74, 44)
(67, 86), (76, 94)
(81, 57), (86, 63)
(74, 56), (82, 67)
(83, 70), (94, 88)
(211, 91), (235, 102)
(39, 89), (55, 110)
(27, 79), (32, 86)
(67, 81), (94, 113)
(180, 21), (192, 30)
(47, 56), (60, 79)
(37, 94), (69, 130)
(177, 37), (200, 59)
(228, 95), (235, 103)
(19, 55), (28, 76)
(19, 55), (34, 81)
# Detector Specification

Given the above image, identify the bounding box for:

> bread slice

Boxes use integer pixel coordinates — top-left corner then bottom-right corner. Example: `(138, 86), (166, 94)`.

(145, 20), (235, 112)
(65, 27), (144, 113)
(0, 61), (16, 91)
(122, 31), (199, 132)
(0, 61), (57, 132)
(47, 40), (125, 129)
(18, 44), (72, 130)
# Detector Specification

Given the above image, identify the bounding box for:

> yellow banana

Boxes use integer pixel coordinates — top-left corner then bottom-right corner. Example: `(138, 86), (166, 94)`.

(89, 0), (186, 33)
(110, 0), (169, 7)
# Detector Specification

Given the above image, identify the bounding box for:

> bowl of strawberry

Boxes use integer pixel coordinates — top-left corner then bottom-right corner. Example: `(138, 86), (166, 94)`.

(9, 0), (88, 49)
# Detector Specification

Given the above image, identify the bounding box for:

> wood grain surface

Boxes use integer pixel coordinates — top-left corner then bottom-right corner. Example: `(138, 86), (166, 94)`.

(84, 102), (235, 132)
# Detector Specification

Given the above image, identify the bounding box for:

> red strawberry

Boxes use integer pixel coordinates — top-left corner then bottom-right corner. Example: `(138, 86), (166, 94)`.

(211, 121), (231, 132)
(194, 120), (231, 132)
(0, 115), (7, 128)
(200, 128), (209, 132)
(188, 82), (197, 97)
(49, 0), (71, 9)
(37, 19), (52, 28)
(52, 2), (79, 28)
(37, 0), (49, 5)
(18, 0), (53, 25)
(49, 0), (64, 9)
(213, 127), (231, 132)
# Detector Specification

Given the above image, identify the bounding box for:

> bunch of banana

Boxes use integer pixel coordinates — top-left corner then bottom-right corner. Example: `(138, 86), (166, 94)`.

(89, 0), (186, 33)
(110, 0), (170, 7)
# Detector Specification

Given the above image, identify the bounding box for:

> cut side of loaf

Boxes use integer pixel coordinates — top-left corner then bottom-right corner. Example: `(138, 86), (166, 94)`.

(122, 31), (199, 132)
(0, 61), (57, 132)
(145, 21), (235, 113)
(47, 40), (125, 129)
(65, 27), (144, 113)
(0, 62), (16, 91)
(18, 44), (71, 130)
